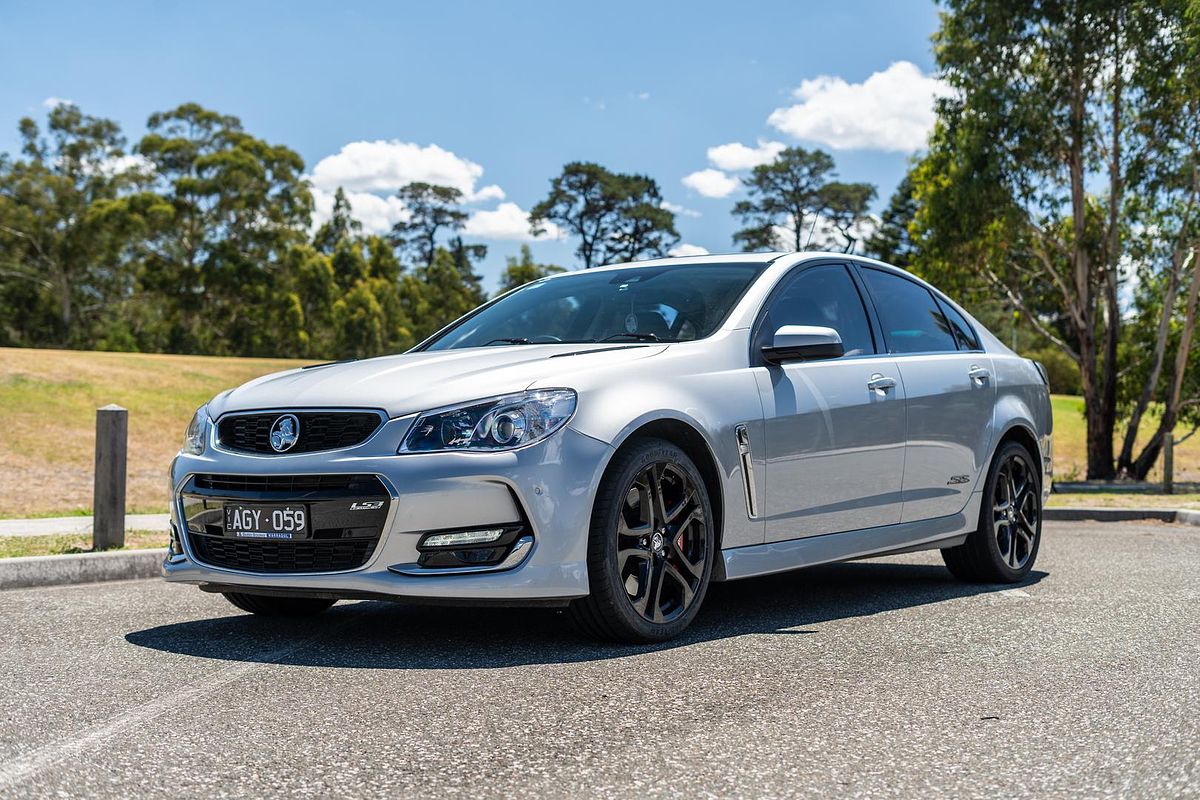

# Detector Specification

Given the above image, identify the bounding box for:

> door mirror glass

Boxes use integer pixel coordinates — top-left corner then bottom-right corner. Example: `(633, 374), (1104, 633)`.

(762, 325), (844, 364)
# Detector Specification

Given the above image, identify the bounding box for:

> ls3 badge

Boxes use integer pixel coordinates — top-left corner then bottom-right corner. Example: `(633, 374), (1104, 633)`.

(349, 500), (385, 511)
(946, 475), (971, 485)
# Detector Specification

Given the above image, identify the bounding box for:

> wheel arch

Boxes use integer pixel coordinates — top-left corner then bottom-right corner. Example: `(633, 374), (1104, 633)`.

(986, 421), (1044, 491)
(603, 414), (726, 557)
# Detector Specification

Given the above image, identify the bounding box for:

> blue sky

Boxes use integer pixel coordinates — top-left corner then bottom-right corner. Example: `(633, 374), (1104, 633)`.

(2, 0), (942, 289)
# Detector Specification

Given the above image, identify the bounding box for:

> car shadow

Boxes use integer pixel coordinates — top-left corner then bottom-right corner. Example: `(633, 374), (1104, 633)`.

(126, 561), (1048, 669)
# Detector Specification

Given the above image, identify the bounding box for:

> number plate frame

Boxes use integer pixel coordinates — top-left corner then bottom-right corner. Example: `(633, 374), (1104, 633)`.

(223, 504), (311, 540)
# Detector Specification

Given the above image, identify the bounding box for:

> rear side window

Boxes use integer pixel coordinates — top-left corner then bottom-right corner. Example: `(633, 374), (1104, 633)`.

(860, 268), (958, 354)
(760, 264), (875, 357)
(938, 299), (982, 351)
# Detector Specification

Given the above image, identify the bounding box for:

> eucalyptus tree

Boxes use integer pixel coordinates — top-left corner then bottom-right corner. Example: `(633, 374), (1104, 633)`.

(135, 103), (312, 355)
(530, 162), (678, 268)
(911, 0), (1197, 479)
(0, 103), (151, 347)
(390, 182), (467, 268)
(731, 147), (874, 254)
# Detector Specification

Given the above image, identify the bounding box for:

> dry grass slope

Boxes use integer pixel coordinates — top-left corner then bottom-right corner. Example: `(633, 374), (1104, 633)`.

(0, 347), (308, 517)
(1, 348), (1197, 518)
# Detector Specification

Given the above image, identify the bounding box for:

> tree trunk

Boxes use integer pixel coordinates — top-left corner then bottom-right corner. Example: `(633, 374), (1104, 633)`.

(1117, 257), (1180, 474)
(1129, 247), (1200, 480)
(1068, 33), (1115, 480)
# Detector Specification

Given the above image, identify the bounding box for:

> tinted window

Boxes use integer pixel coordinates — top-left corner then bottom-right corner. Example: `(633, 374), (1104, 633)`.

(861, 268), (958, 354)
(938, 299), (982, 351)
(760, 265), (875, 357)
(423, 263), (765, 350)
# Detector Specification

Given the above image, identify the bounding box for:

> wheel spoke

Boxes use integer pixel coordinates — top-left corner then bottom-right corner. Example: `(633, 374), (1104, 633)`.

(669, 542), (704, 581)
(663, 561), (695, 608)
(649, 464), (670, 529)
(644, 557), (666, 622)
(618, 547), (649, 573)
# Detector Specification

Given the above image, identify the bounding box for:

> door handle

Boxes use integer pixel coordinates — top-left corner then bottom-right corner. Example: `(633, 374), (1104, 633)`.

(968, 365), (991, 385)
(867, 374), (897, 393)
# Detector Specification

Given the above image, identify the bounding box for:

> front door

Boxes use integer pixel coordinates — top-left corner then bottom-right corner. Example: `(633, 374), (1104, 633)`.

(752, 263), (907, 541)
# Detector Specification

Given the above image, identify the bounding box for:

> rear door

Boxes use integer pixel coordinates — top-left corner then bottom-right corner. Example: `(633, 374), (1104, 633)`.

(752, 262), (907, 541)
(857, 267), (996, 523)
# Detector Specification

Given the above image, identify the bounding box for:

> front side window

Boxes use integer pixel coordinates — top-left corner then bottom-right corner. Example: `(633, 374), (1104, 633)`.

(860, 268), (958, 354)
(758, 264), (875, 357)
(422, 263), (766, 350)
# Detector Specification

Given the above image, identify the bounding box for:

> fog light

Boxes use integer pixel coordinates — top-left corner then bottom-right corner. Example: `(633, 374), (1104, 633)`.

(422, 528), (506, 548)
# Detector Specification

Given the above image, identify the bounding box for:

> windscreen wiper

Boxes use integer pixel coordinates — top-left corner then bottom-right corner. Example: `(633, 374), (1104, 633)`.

(484, 338), (533, 346)
(600, 333), (664, 342)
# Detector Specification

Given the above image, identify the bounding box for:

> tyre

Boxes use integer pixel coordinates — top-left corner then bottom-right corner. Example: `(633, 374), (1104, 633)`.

(942, 440), (1042, 582)
(223, 592), (336, 617)
(570, 438), (715, 643)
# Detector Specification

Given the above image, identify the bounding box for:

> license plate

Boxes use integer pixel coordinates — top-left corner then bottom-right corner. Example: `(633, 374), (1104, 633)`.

(223, 504), (309, 540)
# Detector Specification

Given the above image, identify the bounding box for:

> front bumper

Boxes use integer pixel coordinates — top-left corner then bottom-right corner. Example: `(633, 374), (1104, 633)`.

(163, 420), (612, 603)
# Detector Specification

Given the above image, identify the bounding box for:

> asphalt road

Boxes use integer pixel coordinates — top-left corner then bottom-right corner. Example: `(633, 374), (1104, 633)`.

(1, 521), (1197, 799)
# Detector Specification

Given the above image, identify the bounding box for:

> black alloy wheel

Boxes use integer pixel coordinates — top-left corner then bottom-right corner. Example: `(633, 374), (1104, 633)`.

(616, 461), (708, 624)
(942, 440), (1042, 583)
(571, 438), (714, 643)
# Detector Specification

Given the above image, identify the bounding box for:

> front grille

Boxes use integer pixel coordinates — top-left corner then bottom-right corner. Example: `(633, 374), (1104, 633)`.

(216, 411), (383, 455)
(181, 473), (390, 574)
(189, 536), (376, 573)
(191, 473), (387, 495)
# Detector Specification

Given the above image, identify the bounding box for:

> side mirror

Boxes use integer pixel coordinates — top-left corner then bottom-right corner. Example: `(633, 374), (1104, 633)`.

(762, 325), (844, 364)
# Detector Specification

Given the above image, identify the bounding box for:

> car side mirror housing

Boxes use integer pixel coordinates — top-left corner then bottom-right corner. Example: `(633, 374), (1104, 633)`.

(762, 325), (845, 364)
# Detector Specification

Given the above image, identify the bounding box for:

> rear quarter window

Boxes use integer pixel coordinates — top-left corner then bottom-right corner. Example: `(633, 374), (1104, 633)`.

(937, 299), (982, 351)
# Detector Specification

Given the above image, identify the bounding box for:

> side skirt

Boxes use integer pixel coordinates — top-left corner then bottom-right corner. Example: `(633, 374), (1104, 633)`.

(717, 492), (981, 582)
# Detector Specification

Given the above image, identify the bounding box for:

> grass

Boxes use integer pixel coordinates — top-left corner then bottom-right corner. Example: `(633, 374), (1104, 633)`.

(1046, 492), (1200, 510)
(0, 530), (169, 559)
(1050, 394), (1200, 483)
(0, 347), (308, 518)
(2, 348), (1198, 519)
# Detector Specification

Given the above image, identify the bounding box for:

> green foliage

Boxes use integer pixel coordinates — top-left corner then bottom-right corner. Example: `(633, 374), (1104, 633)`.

(1025, 346), (1082, 396)
(731, 146), (874, 253)
(498, 245), (565, 293)
(865, 172), (918, 268)
(0, 102), (505, 361)
(133, 102), (314, 356)
(530, 162), (678, 268)
(0, 103), (157, 348)
(911, 0), (1200, 479)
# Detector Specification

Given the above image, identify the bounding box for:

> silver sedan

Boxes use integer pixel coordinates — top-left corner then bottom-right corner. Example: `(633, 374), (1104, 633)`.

(164, 252), (1053, 642)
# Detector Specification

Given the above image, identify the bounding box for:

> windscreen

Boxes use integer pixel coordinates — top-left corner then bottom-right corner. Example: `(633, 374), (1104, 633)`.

(423, 263), (766, 350)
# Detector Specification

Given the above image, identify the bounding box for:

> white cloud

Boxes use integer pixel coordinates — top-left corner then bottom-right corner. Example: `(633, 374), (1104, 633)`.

(92, 153), (153, 179)
(669, 243), (710, 257)
(706, 140), (785, 171)
(767, 60), (949, 152)
(309, 140), (504, 202)
(636, 91), (650, 101)
(310, 185), (409, 234)
(463, 202), (562, 241)
(681, 168), (740, 199)
(42, 96), (74, 108)
(661, 200), (701, 218)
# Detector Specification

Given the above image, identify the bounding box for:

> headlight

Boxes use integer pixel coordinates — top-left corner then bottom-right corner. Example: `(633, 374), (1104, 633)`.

(400, 389), (577, 453)
(182, 404), (209, 455)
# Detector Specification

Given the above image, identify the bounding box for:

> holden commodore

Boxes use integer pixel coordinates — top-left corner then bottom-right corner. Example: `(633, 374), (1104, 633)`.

(165, 253), (1052, 642)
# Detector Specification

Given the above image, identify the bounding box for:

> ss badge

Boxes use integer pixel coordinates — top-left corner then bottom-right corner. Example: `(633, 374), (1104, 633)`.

(946, 475), (970, 485)
(350, 500), (385, 511)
